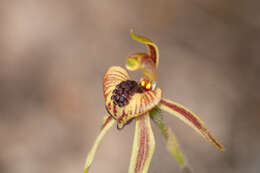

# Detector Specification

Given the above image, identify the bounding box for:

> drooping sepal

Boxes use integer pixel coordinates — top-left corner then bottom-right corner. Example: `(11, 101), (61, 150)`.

(84, 115), (115, 173)
(103, 66), (162, 128)
(159, 98), (224, 151)
(128, 114), (155, 173)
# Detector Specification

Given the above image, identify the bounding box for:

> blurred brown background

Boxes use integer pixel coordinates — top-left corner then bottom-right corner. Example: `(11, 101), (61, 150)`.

(1, 0), (260, 173)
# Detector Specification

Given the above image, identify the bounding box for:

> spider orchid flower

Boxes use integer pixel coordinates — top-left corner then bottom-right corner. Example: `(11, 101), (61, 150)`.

(84, 30), (224, 173)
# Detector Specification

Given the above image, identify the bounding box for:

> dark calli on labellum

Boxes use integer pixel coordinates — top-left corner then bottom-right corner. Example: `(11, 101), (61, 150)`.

(111, 80), (144, 107)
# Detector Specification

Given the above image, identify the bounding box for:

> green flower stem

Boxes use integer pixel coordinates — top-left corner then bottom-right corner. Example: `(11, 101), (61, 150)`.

(149, 107), (192, 172)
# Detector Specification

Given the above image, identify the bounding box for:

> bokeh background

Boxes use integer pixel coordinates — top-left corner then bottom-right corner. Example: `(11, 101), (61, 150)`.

(1, 0), (260, 173)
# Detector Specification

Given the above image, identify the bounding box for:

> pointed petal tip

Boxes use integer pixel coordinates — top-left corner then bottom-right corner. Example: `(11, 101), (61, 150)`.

(205, 128), (225, 151)
(159, 98), (225, 151)
(219, 145), (225, 151)
(214, 143), (225, 151)
(130, 28), (134, 36)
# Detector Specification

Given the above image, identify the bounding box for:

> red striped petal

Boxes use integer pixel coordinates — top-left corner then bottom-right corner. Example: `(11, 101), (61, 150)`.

(128, 114), (155, 173)
(159, 98), (224, 151)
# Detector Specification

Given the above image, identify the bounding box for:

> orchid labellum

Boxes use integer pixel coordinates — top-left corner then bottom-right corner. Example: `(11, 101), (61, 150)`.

(84, 30), (224, 173)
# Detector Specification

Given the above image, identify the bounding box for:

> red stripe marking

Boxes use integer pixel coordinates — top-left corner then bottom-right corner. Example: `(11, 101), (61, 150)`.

(140, 96), (144, 113)
(106, 74), (126, 81)
(146, 92), (154, 106)
(113, 104), (117, 117)
(104, 92), (109, 98)
(148, 45), (156, 65)
(103, 83), (117, 89)
(160, 99), (202, 129)
(207, 130), (223, 149)
(103, 77), (118, 83)
(118, 111), (127, 123)
(113, 70), (128, 79)
(135, 116), (150, 172)
(135, 103), (139, 114)
(101, 116), (113, 130)
(142, 122), (149, 171)
(143, 94), (149, 108)
(110, 72), (128, 78)
(107, 102), (111, 110)
(104, 77), (123, 83)
(129, 109), (133, 115)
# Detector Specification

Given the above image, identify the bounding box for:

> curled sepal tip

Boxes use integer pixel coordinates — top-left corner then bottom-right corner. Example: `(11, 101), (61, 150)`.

(84, 115), (115, 173)
(159, 98), (224, 151)
(127, 30), (159, 81)
(129, 29), (159, 68)
(128, 114), (155, 173)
